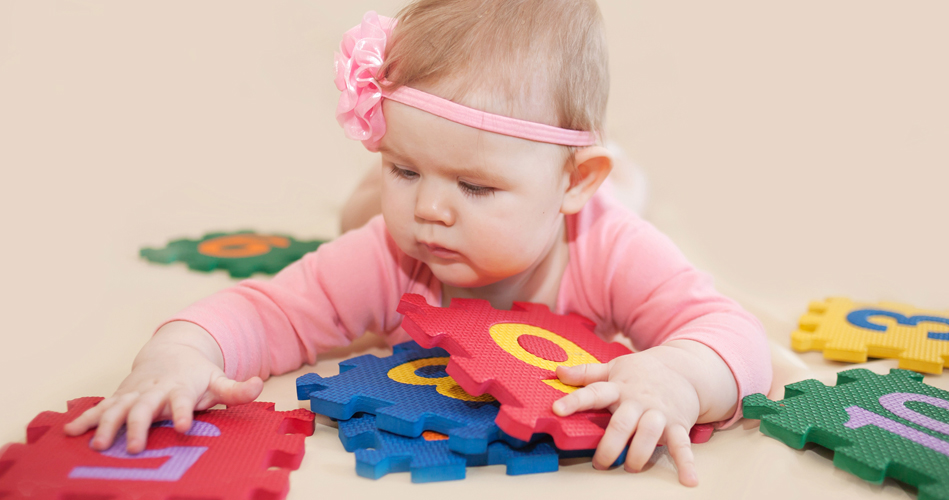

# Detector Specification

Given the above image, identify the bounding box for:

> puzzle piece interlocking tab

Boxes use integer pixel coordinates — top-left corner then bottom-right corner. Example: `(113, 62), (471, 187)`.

(0, 398), (314, 500)
(792, 298), (949, 374)
(743, 368), (949, 500)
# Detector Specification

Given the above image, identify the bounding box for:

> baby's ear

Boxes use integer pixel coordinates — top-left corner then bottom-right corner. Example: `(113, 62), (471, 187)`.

(561, 146), (613, 215)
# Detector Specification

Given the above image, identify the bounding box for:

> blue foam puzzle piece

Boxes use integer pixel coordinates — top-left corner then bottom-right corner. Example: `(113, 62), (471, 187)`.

(338, 414), (560, 483)
(297, 341), (528, 455)
(559, 446), (628, 466)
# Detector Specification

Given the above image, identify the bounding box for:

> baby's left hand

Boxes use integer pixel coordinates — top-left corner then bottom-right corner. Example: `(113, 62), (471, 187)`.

(552, 348), (703, 487)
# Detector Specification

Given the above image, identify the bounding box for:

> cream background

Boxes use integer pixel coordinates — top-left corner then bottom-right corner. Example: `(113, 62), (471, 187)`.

(1, 1), (947, 498)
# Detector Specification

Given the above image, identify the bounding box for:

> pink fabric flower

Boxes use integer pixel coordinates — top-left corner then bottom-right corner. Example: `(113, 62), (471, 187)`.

(335, 11), (396, 152)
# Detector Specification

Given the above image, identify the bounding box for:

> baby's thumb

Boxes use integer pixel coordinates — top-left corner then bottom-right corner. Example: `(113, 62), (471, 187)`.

(211, 376), (264, 406)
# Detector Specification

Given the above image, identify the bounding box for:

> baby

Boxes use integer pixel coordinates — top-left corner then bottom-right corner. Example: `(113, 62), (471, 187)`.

(65, 0), (771, 487)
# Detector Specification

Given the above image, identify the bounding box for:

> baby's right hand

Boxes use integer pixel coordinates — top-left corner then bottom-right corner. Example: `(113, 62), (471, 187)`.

(63, 321), (263, 454)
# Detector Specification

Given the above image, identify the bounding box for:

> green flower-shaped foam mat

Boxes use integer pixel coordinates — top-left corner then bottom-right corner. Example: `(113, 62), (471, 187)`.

(140, 231), (326, 278)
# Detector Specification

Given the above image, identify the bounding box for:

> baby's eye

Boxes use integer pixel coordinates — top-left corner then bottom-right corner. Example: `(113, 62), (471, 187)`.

(459, 181), (495, 198)
(389, 165), (419, 180)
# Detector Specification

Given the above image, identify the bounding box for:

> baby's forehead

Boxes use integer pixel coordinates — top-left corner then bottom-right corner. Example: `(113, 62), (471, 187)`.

(378, 107), (569, 181)
(381, 135), (565, 173)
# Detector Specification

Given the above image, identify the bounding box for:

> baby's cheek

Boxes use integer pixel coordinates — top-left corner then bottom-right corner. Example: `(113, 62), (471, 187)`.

(381, 212), (414, 254)
(469, 229), (542, 275)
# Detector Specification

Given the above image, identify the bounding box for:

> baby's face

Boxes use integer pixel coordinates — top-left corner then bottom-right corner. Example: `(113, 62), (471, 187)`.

(379, 99), (572, 288)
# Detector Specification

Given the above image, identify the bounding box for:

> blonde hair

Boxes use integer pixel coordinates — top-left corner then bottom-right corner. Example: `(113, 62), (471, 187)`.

(380, 0), (609, 136)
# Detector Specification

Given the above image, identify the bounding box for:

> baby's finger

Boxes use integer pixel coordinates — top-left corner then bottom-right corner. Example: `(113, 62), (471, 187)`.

(169, 388), (197, 433)
(209, 375), (263, 406)
(64, 398), (116, 436)
(556, 363), (610, 387)
(124, 390), (170, 454)
(90, 393), (138, 451)
(552, 381), (619, 417)
(624, 409), (666, 472)
(665, 425), (698, 487)
(593, 403), (642, 470)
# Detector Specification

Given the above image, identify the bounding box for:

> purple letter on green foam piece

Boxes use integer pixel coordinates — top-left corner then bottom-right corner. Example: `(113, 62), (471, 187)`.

(844, 392), (949, 458)
(879, 393), (949, 436)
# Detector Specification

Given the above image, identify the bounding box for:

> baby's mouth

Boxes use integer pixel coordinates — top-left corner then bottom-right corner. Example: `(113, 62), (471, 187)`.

(420, 242), (460, 259)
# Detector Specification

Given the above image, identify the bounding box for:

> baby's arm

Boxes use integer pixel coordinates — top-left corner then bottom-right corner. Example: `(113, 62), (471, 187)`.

(553, 339), (737, 487)
(65, 218), (425, 453)
(551, 200), (771, 486)
(63, 321), (263, 453)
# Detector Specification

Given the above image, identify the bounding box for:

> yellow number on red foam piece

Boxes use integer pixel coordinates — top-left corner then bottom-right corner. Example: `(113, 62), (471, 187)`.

(387, 357), (495, 403)
(488, 323), (601, 394)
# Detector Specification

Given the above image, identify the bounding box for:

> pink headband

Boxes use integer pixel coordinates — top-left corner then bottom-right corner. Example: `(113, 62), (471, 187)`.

(334, 11), (598, 152)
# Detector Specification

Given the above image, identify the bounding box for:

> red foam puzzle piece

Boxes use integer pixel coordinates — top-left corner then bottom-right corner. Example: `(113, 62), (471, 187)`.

(398, 294), (634, 450)
(0, 398), (314, 500)
(398, 294), (716, 450)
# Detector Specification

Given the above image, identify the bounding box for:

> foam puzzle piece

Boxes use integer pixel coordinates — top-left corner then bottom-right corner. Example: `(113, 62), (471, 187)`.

(396, 295), (716, 449)
(0, 398), (315, 500)
(338, 414), (559, 483)
(297, 341), (528, 455)
(743, 368), (949, 500)
(792, 297), (949, 374)
(397, 293), (636, 450)
(140, 230), (325, 278)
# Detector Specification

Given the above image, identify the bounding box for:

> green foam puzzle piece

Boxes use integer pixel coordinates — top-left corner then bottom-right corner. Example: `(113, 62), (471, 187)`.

(140, 231), (326, 278)
(743, 368), (949, 500)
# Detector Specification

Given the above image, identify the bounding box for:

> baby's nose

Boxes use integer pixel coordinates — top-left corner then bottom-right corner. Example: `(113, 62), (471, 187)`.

(414, 181), (455, 226)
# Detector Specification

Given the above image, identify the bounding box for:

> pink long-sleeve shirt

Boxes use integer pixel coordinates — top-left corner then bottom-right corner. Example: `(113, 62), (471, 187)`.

(167, 189), (772, 426)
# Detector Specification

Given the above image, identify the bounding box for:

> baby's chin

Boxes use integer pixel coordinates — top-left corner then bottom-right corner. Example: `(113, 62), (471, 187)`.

(428, 262), (508, 290)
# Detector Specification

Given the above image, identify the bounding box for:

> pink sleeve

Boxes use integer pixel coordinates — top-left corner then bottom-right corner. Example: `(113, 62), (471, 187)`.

(162, 216), (439, 381)
(560, 194), (772, 428)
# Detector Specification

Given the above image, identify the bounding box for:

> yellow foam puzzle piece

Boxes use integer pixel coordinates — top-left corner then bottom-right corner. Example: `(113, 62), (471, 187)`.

(791, 298), (949, 374)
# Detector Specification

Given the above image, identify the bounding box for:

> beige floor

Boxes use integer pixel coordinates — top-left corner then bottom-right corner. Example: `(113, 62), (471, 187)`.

(1, 1), (947, 498)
